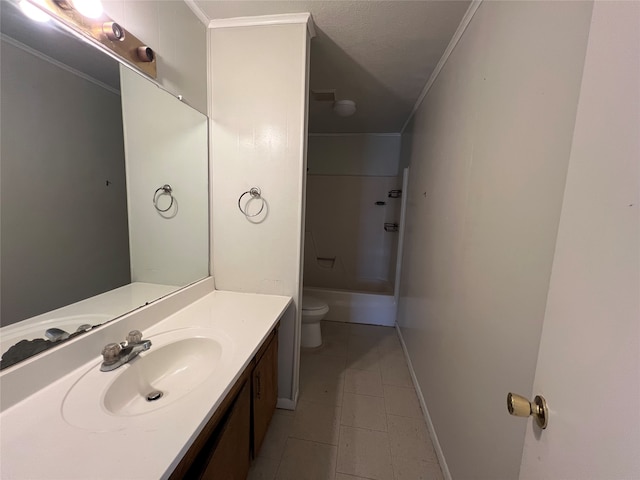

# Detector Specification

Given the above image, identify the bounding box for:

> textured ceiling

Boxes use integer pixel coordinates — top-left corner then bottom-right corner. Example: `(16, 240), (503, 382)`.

(195, 0), (471, 133)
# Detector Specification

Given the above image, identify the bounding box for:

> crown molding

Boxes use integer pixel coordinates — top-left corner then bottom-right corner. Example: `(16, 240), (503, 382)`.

(401, 0), (483, 133)
(183, 0), (211, 26)
(308, 133), (401, 137)
(208, 13), (316, 38)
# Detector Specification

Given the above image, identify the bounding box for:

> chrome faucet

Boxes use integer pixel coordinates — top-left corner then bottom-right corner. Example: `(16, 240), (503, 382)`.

(45, 324), (92, 342)
(100, 330), (152, 372)
(45, 328), (70, 342)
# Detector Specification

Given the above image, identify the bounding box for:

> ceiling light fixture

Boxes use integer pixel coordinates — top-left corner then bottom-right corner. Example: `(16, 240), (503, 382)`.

(19, 0), (50, 22)
(333, 100), (356, 117)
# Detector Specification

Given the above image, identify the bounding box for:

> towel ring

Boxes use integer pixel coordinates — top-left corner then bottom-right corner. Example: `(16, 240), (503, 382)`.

(153, 184), (174, 212)
(238, 187), (265, 217)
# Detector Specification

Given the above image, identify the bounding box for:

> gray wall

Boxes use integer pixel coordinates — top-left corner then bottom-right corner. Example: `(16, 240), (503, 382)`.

(397, 1), (593, 478)
(1, 39), (131, 326)
(307, 134), (401, 176)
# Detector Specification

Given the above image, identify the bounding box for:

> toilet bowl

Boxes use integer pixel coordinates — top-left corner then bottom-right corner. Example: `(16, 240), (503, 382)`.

(301, 295), (329, 348)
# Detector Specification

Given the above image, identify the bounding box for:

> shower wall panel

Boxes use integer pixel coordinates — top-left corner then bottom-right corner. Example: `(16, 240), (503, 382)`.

(304, 174), (401, 293)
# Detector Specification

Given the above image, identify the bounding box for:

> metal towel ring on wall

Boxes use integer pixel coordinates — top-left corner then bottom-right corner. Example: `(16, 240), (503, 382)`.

(238, 187), (265, 217)
(153, 184), (174, 212)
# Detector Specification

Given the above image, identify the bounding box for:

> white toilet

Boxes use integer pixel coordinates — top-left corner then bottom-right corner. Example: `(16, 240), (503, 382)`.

(301, 295), (329, 348)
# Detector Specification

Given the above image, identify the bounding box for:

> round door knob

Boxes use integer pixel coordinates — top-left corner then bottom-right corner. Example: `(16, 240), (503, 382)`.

(507, 392), (549, 429)
(507, 393), (532, 417)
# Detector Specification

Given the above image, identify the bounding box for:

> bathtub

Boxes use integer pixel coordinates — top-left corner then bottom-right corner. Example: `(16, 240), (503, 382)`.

(304, 285), (396, 327)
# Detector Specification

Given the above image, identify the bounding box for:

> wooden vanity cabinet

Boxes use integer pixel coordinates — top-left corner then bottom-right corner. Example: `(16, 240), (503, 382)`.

(251, 327), (278, 457)
(200, 380), (251, 479)
(169, 323), (279, 480)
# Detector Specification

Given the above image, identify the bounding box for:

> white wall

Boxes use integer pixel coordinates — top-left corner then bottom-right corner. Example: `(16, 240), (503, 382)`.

(305, 133), (402, 292)
(120, 66), (209, 287)
(0, 38), (130, 326)
(307, 134), (401, 176)
(304, 175), (401, 292)
(397, 2), (593, 478)
(209, 19), (311, 403)
(103, 0), (207, 114)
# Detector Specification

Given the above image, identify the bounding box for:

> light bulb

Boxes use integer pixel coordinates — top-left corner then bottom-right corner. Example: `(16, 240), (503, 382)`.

(19, 0), (50, 22)
(72, 0), (103, 19)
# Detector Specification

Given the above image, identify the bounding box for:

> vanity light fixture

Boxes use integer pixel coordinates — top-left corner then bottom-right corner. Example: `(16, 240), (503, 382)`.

(52, 0), (72, 10)
(54, 0), (103, 19)
(101, 21), (125, 41)
(19, 0), (50, 22)
(72, 0), (103, 19)
(136, 46), (155, 63)
(29, 0), (156, 77)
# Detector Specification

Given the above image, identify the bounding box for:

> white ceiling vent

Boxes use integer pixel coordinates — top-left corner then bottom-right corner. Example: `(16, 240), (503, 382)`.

(311, 89), (336, 102)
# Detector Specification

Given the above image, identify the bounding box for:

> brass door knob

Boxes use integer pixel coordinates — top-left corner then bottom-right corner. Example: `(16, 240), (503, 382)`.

(507, 393), (549, 429)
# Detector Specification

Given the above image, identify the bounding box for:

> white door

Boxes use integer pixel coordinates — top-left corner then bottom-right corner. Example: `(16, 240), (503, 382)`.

(519, 2), (640, 478)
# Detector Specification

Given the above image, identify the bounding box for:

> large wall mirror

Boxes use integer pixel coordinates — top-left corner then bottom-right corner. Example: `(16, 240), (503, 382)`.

(0, 1), (209, 369)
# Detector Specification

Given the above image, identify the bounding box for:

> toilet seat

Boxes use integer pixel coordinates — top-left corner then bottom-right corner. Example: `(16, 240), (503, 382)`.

(302, 296), (328, 312)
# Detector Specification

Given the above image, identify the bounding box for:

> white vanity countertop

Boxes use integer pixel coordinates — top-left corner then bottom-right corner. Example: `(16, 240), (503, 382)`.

(0, 290), (292, 480)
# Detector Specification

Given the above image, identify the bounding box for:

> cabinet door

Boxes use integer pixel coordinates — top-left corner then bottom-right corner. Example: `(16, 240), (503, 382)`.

(252, 331), (278, 457)
(200, 381), (251, 480)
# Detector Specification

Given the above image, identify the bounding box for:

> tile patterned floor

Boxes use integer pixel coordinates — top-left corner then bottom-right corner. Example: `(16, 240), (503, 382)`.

(248, 321), (444, 480)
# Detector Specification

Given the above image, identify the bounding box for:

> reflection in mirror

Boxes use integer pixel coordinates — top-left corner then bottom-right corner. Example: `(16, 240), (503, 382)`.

(0, 2), (209, 369)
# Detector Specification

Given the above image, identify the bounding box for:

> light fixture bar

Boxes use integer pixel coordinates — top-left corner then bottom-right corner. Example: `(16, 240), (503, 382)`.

(21, 0), (157, 78)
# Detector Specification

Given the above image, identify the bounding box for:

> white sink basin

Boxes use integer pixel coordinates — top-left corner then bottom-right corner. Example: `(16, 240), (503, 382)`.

(103, 337), (222, 416)
(62, 328), (233, 432)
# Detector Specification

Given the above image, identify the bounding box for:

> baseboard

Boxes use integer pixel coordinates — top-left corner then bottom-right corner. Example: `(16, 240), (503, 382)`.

(335, 317), (395, 327)
(395, 323), (452, 480)
(277, 391), (298, 411)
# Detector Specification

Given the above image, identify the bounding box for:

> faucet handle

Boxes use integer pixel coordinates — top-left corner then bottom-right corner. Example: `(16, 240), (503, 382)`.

(126, 330), (143, 344)
(102, 342), (122, 364)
